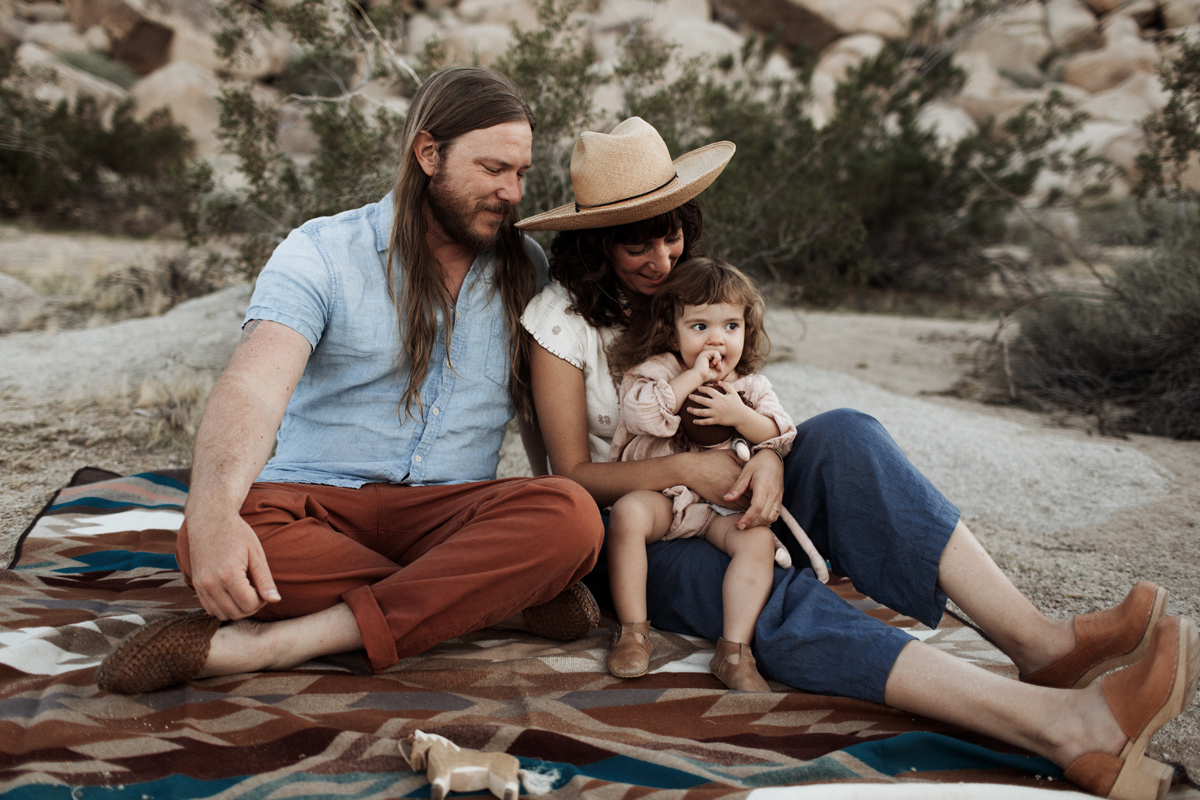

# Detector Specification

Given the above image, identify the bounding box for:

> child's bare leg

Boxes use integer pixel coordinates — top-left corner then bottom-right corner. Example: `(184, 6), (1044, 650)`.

(704, 516), (776, 645)
(607, 491), (674, 678)
(608, 491), (674, 624)
(704, 516), (776, 692)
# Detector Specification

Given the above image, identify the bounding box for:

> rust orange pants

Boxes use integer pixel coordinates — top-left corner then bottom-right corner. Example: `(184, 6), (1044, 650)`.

(177, 476), (603, 672)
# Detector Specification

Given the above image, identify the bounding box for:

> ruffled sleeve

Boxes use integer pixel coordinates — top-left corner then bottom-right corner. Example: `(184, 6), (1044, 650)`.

(618, 353), (683, 439)
(522, 282), (586, 369)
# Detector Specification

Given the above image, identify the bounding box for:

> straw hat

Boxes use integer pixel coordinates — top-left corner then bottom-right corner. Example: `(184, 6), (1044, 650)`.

(516, 117), (735, 231)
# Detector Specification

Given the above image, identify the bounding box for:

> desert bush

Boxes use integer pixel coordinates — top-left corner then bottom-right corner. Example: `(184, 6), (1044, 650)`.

(189, 0), (1103, 305)
(90, 253), (226, 321)
(0, 47), (206, 234)
(1004, 214), (1200, 439)
(999, 42), (1200, 440)
(58, 50), (139, 89)
(1135, 35), (1200, 199)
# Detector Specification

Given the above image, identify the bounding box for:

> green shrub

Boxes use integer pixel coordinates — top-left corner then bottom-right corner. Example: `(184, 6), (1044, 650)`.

(58, 50), (139, 89)
(0, 47), (204, 234)
(1002, 40), (1200, 440)
(191, 0), (1102, 303)
(1006, 214), (1200, 439)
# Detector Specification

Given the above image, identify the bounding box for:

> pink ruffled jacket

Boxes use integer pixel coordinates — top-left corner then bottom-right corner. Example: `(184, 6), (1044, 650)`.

(610, 352), (796, 463)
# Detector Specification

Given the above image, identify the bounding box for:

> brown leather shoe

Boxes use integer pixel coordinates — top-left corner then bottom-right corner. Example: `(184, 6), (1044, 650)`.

(1022, 581), (1168, 689)
(522, 582), (600, 642)
(608, 621), (653, 678)
(710, 637), (772, 692)
(95, 611), (221, 694)
(1064, 616), (1199, 800)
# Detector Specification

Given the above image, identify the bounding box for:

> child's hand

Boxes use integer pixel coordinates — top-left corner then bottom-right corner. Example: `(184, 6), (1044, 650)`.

(690, 350), (724, 384)
(687, 380), (749, 427)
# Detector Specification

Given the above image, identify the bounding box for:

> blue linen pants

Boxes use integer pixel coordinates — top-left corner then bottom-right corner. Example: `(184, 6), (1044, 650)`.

(584, 408), (961, 704)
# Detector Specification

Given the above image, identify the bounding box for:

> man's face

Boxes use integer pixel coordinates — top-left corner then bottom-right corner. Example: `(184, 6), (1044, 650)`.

(424, 121), (532, 252)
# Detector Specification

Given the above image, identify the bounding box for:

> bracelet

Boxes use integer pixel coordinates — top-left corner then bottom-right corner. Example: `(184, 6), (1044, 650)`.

(756, 448), (785, 465)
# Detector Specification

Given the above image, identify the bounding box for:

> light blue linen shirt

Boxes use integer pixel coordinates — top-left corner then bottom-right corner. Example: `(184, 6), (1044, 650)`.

(245, 193), (548, 488)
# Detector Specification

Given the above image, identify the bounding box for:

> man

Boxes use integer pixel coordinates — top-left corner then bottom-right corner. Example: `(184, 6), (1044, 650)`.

(96, 67), (604, 694)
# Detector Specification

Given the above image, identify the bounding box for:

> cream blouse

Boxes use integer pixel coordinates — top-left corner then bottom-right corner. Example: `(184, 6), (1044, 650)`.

(521, 282), (622, 465)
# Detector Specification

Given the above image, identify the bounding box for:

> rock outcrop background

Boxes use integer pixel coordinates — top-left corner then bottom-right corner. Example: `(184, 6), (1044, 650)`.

(4, 0), (1198, 199)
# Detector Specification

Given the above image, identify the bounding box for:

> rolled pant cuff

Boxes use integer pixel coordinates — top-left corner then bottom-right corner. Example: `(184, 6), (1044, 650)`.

(343, 585), (398, 672)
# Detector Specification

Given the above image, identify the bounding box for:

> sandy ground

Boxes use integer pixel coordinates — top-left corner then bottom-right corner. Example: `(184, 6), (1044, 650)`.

(1, 227), (1197, 786)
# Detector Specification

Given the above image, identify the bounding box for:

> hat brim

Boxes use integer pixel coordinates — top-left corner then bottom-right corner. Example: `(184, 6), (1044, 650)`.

(516, 141), (735, 232)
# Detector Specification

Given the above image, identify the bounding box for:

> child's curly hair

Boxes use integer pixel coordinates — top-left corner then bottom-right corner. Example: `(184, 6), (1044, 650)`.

(609, 257), (769, 384)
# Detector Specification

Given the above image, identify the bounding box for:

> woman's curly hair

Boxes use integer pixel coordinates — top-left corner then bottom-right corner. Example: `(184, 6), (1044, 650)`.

(548, 200), (705, 330)
(608, 256), (770, 384)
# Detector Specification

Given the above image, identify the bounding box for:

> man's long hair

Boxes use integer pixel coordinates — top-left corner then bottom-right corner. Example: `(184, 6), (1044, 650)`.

(386, 67), (538, 421)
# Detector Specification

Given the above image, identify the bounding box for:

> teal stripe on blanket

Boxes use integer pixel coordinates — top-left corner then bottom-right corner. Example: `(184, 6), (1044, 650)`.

(844, 731), (1063, 778)
(53, 549), (179, 573)
(5, 774), (242, 799)
(129, 472), (189, 491)
(49, 498), (184, 511)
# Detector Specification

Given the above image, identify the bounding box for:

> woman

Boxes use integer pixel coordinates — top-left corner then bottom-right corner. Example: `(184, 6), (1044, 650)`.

(518, 117), (1198, 800)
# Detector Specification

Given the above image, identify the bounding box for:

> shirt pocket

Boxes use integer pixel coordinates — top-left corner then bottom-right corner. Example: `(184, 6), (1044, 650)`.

(482, 315), (511, 389)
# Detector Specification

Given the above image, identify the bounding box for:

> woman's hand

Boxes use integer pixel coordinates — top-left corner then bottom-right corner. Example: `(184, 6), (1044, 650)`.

(724, 448), (785, 530)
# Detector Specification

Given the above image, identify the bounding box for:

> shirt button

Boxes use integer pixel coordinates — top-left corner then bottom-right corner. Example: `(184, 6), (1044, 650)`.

(413, 455), (422, 463)
(432, 408), (440, 416)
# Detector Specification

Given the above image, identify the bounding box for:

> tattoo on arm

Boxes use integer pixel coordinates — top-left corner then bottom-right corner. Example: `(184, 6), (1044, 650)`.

(239, 319), (261, 345)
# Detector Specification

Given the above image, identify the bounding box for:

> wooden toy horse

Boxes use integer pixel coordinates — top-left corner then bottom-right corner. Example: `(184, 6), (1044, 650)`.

(399, 730), (556, 800)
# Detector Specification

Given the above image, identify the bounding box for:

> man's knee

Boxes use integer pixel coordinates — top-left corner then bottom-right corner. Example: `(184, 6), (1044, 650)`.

(523, 475), (604, 556)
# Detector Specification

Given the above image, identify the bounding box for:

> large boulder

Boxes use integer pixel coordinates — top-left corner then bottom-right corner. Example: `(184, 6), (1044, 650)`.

(916, 101), (979, 147)
(455, 0), (539, 30)
(63, 0), (174, 75)
(952, 51), (1045, 126)
(441, 22), (513, 67)
(14, 1), (67, 22)
(1044, 0), (1099, 52)
(22, 20), (89, 53)
(129, 60), (221, 156)
(1162, 0), (1200, 28)
(1079, 70), (1168, 125)
(959, 2), (1053, 87)
(808, 33), (886, 127)
(16, 42), (127, 116)
(1060, 16), (1158, 92)
(710, 0), (914, 53)
(0, 273), (46, 334)
(594, 0), (711, 35)
(166, 17), (291, 80)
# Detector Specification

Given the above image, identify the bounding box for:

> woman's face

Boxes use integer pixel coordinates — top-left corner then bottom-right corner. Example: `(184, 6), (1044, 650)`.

(609, 229), (685, 297)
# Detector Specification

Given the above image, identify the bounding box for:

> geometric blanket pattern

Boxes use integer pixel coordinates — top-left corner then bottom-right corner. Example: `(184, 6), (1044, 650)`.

(1, 469), (1073, 799)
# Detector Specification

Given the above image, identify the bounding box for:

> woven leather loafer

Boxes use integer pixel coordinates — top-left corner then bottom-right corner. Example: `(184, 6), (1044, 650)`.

(522, 582), (600, 642)
(95, 611), (221, 694)
(1022, 581), (1168, 689)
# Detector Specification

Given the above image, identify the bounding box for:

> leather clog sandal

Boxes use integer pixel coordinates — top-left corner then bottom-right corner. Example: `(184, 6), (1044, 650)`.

(1023, 581), (1168, 689)
(95, 610), (221, 694)
(1064, 615), (1199, 800)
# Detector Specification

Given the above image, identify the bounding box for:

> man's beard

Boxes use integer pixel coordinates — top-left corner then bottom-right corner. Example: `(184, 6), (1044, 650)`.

(425, 167), (516, 252)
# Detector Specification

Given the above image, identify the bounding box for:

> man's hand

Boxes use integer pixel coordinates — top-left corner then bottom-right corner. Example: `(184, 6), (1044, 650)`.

(723, 448), (785, 530)
(185, 512), (281, 621)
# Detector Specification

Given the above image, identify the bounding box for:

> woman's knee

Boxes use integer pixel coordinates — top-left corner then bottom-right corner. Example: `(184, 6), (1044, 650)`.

(794, 408), (884, 452)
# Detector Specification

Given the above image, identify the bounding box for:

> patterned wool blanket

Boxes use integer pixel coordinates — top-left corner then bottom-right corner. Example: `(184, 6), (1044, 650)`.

(1, 469), (1075, 799)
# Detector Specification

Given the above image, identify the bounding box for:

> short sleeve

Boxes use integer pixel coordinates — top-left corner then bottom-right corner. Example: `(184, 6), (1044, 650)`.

(244, 226), (334, 349)
(522, 282), (587, 369)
